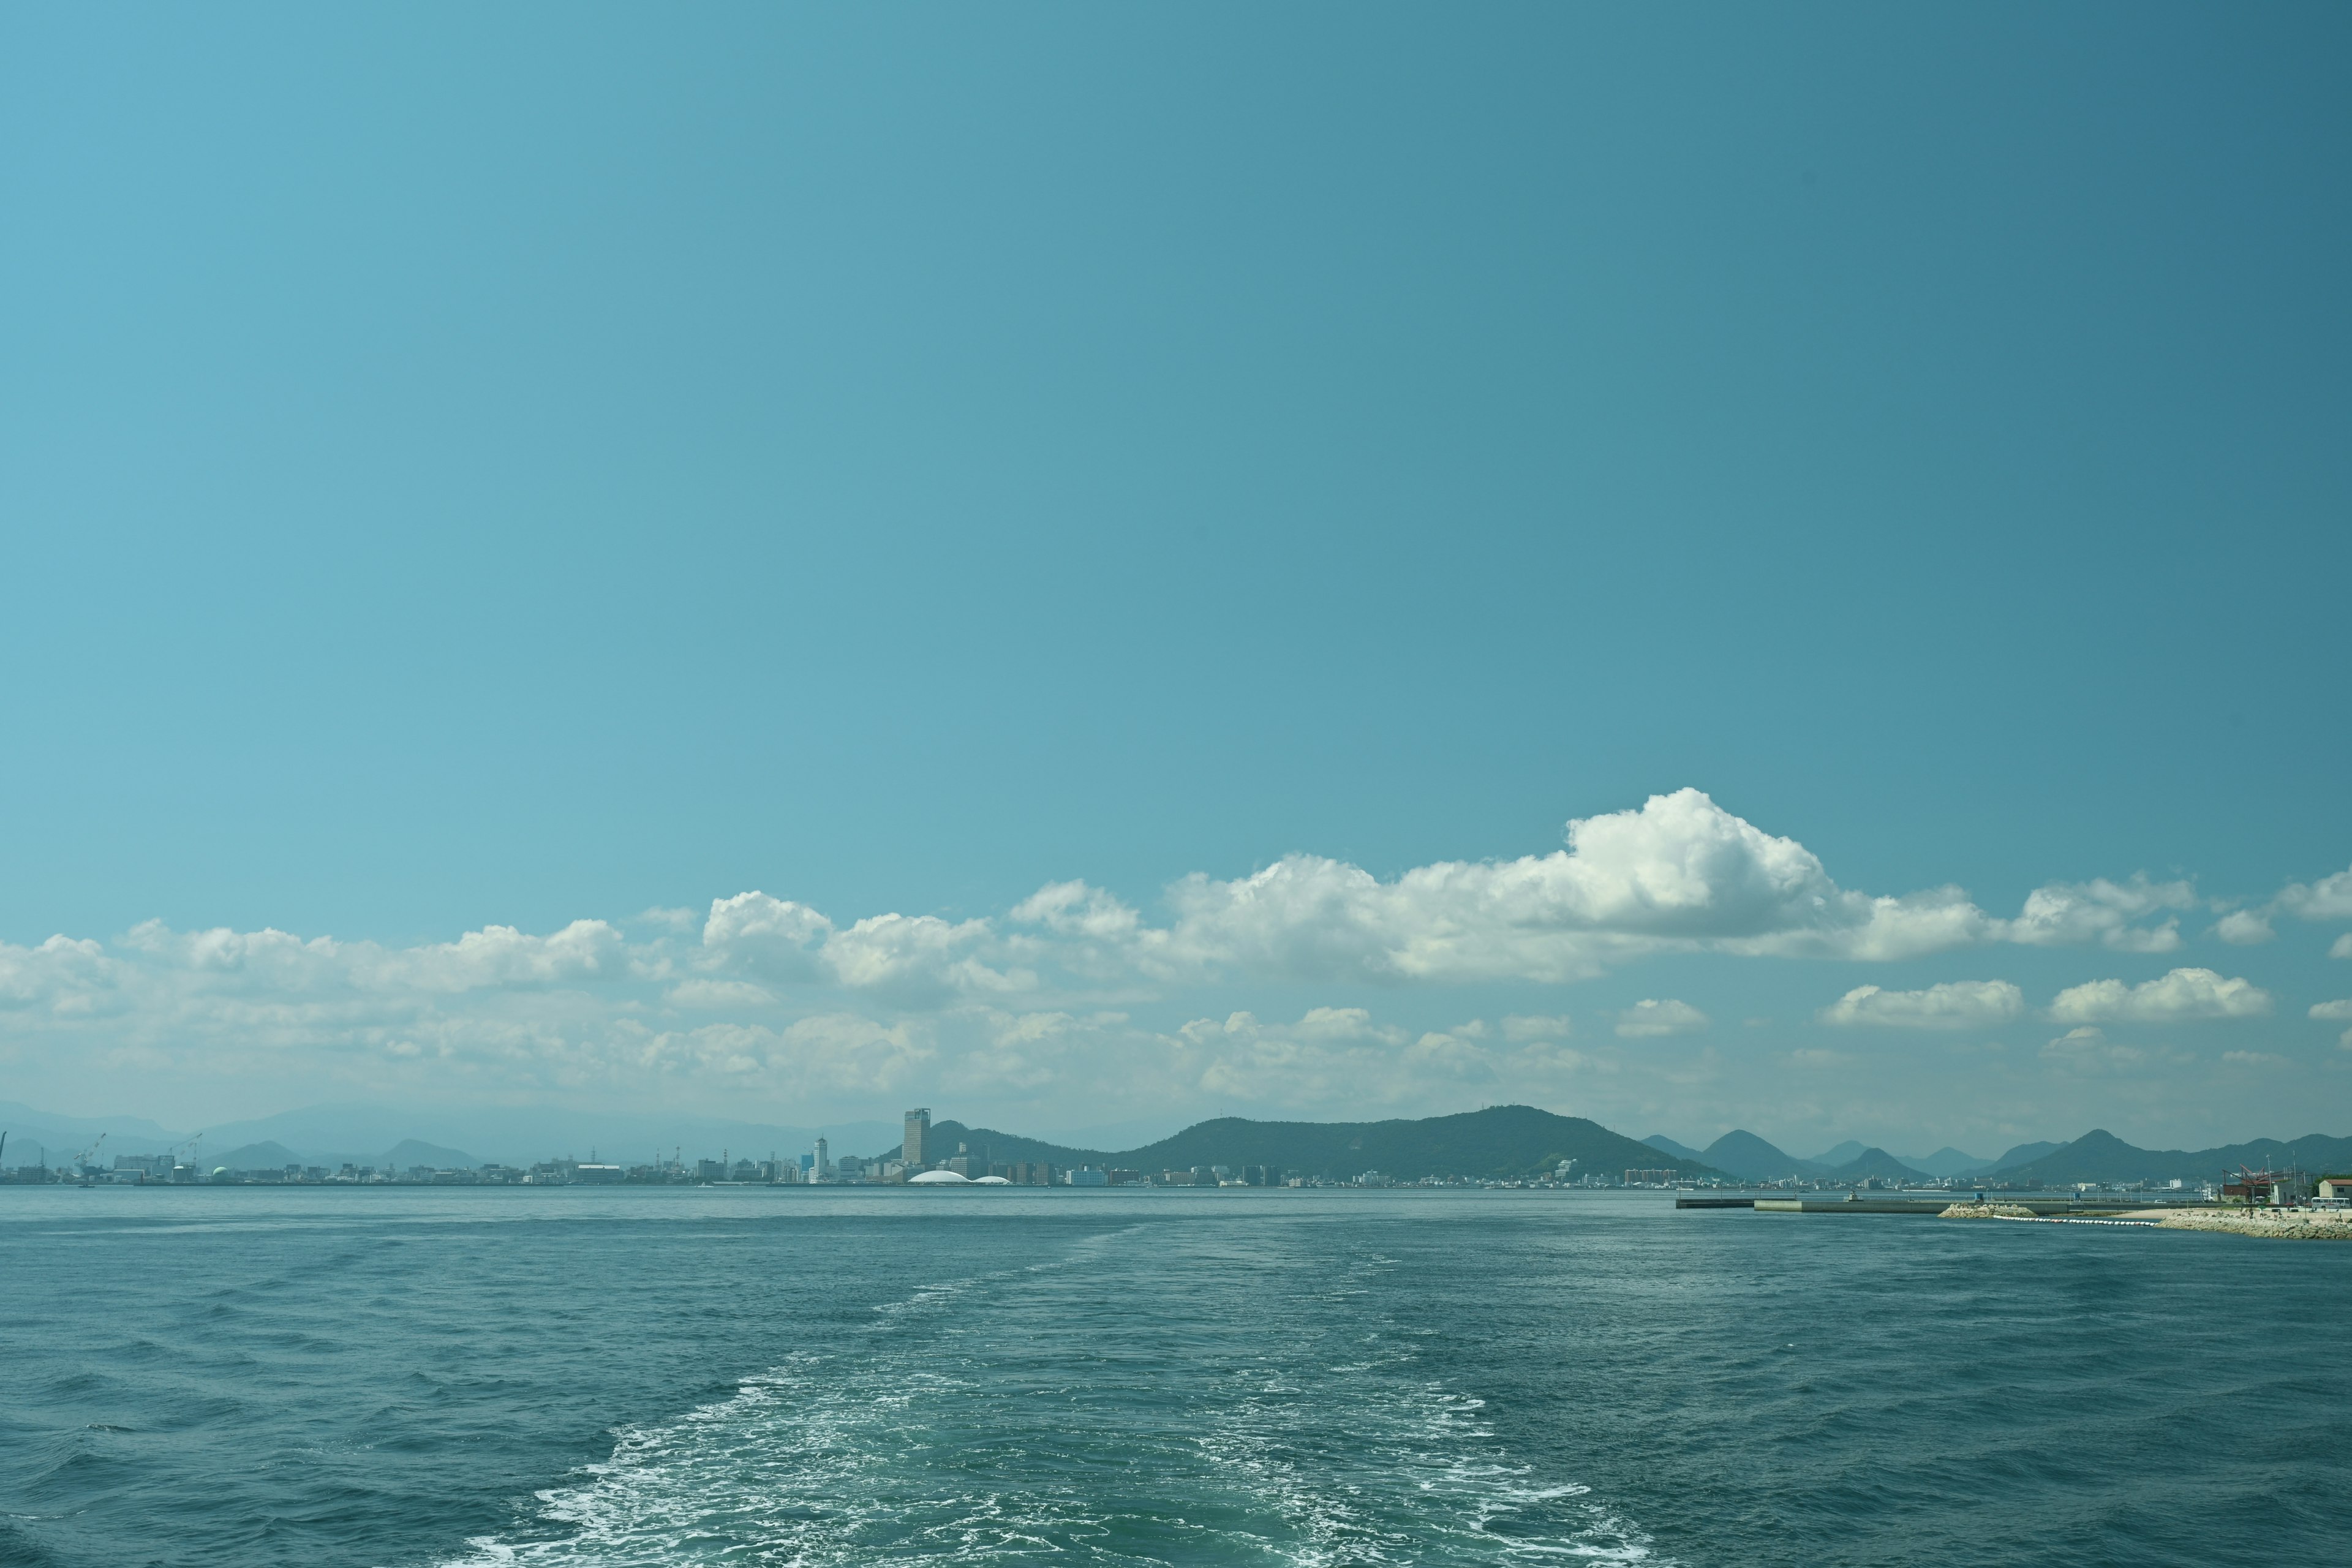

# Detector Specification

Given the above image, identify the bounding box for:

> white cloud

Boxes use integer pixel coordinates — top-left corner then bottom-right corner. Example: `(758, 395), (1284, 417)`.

(392, 921), (628, 992)
(2310, 1000), (2352, 1021)
(2276, 865), (2352, 921)
(1009, 880), (1142, 940)
(2041, 1027), (2149, 1072)
(700, 892), (832, 980)
(2212, 910), (2275, 946)
(820, 913), (1031, 1003)
(2333, 933), (2352, 960)
(1151, 788), (1996, 984)
(2220, 1049), (2285, 1068)
(17, 793), (2352, 1123)
(2003, 875), (2193, 953)
(666, 979), (776, 1011)
(0, 935), (119, 1014)
(2048, 967), (2274, 1024)
(1820, 979), (2024, 1030)
(1616, 999), (1709, 1038)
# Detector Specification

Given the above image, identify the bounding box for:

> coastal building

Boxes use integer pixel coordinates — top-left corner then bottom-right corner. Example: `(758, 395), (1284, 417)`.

(1068, 1167), (1109, 1186)
(2317, 1175), (2352, 1203)
(815, 1137), (829, 1179)
(904, 1108), (930, 1168)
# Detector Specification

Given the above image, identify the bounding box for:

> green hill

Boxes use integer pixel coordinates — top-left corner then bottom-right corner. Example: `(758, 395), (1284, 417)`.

(882, 1104), (1714, 1182)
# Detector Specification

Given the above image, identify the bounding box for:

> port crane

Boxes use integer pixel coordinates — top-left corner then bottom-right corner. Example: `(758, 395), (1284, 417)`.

(66, 1133), (107, 1185)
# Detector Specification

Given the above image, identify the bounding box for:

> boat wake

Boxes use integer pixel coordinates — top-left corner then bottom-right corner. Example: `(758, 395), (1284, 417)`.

(437, 1227), (1661, 1566)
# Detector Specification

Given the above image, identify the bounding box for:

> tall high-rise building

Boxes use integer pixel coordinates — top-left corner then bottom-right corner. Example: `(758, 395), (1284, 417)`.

(814, 1137), (829, 1179)
(903, 1107), (930, 1168)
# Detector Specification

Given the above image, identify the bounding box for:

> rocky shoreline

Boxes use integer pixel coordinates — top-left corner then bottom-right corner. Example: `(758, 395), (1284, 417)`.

(1938, 1201), (2352, 1238)
(2150, 1209), (2352, 1240)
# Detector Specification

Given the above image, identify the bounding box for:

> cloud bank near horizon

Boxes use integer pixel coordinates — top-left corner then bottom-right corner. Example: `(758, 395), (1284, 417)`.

(3, 790), (2347, 1131)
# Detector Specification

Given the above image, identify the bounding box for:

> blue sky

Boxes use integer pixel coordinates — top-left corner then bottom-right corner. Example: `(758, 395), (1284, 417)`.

(2, 5), (2348, 1156)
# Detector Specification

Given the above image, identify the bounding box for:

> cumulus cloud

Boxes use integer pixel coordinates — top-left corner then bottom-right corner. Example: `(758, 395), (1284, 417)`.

(700, 892), (832, 980)
(2048, 968), (2273, 1024)
(2334, 933), (2352, 960)
(2003, 875), (2193, 953)
(1615, 999), (1708, 1038)
(1820, 979), (2024, 1030)
(821, 913), (1031, 1004)
(2212, 910), (2275, 946)
(2220, 1049), (2285, 1068)
(15, 791), (2352, 1119)
(1150, 788), (1996, 985)
(2276, 865), (2352, 922)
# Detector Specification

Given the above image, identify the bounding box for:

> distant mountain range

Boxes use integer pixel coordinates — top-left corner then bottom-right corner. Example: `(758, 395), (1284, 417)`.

(0, 1099), (894, 1172)
(1646, 1129), (1956, 1184)
(1641, 1126), (2352, 1185)
(12, 1095), (2351, 1188)
(881, 1105), (1706, 1183)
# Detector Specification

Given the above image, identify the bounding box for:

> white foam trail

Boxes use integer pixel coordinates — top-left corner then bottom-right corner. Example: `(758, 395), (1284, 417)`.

(436, 1227), (1665, 1566)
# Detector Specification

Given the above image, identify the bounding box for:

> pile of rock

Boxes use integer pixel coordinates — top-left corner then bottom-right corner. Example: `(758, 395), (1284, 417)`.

(2157, 1209), (2352, 1241)
(1939, 1202), (2038, 1219)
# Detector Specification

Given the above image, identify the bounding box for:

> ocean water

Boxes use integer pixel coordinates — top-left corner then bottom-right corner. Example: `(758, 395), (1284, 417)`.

(2, 1189), (2344, 1567)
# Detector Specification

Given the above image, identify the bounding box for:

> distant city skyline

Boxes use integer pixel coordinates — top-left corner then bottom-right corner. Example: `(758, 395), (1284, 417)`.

(2, 7), (2346, 1154)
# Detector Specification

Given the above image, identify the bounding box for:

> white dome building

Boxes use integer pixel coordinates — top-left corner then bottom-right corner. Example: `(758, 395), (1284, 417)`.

(907, 1169), (970, 1184)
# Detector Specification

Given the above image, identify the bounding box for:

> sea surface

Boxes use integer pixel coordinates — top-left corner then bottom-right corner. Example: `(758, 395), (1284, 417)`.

(2, 1187), (2343, 1567)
